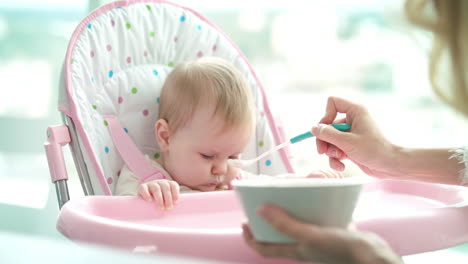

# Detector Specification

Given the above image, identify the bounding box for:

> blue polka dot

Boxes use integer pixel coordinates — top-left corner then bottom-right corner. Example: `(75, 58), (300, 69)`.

(265, 160), (272, 166)
(197, 25), (202, 30)
(180, 15), (186, 22)
(105, 146), (109, 153)
(156, 97), (160, 103)
(108, 70), (113, 78)
(87, 24), (92, 29)
(124, 128), (128, 133)
(153, 69), (158, 76)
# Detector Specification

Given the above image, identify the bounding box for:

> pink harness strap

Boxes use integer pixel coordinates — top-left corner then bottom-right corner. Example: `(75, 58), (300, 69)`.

(104, 116), (165, 183)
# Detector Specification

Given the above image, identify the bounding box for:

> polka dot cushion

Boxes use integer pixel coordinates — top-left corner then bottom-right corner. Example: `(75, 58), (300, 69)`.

(60, 1), (293, 195)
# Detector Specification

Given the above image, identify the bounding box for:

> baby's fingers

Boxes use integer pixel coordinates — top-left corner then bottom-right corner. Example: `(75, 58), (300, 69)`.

(321, 169), (344, 178)
(169, 181), (180, 204)
(138, 184), (153, 202)
(158, 181), (173, 210)
(307, 170), (328, 179)
(148, 184), (164, 210)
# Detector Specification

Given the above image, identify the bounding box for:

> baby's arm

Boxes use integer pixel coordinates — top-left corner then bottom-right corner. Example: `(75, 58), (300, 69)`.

(138, 179), (180, 210)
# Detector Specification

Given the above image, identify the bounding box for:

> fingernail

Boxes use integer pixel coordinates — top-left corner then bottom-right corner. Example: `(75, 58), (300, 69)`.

(312, 124), (325, 134)
(331, 150), (338, 158)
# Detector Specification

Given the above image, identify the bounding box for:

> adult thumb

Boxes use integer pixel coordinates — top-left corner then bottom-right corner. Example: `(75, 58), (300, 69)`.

(312, 124), (350, 148)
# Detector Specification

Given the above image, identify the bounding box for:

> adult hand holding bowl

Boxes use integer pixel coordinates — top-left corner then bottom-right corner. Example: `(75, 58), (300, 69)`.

(233, 177), (367, 243)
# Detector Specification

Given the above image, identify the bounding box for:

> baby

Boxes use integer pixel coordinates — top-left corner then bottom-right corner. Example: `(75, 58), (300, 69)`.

(115, 57), (341, 209)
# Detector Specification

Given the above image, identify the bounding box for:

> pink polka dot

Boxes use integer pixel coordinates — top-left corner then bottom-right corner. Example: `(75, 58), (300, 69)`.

(118, 96), (123, 104)
(143, 109), (149, 116)
(106, 44), (112, 51)
(260, 111), (265, 116)
(144, 50), (148, 57)
(173, 36), (178, 42)
(126, 56), (132, 63)
(111, 20), (115, 27)
(90, 51), (95, 57)
(212, 45), (217, 51)
(107, 177), (113, 184)
(197, 51), (203, 57)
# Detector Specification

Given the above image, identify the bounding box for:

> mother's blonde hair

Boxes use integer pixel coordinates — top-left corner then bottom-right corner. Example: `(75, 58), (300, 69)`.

(405, 0), (468, 117)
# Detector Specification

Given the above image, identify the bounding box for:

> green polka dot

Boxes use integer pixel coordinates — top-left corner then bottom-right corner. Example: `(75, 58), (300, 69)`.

(126, 23), (131, 29)
(154, 152), (160, 159)
(146, 5), (151, 11)
(149, 32), (155, 37)
(104, 120), (108, 126)
(168, 61), (174, 67)
(70, 59), (74, 64)
(258, 140), (264, 147)
(131, 87), (138, 94)
(92, 105), (97, 110)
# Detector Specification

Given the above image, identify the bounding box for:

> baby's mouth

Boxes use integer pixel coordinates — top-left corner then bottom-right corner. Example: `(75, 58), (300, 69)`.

(202, 181), (224, 189)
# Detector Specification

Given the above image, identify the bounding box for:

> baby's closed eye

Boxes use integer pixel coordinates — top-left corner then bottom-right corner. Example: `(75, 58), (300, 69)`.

(200, 153), (214, 159)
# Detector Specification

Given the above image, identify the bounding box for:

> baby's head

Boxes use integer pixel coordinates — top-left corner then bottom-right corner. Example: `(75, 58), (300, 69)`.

(155, 57), (255, 191)
(158, 56), (255, 133)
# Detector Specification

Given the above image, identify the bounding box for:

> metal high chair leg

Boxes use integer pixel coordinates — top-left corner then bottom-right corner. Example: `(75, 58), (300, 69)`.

(55, 180), (70, 209)
(44, 125), (72, 209)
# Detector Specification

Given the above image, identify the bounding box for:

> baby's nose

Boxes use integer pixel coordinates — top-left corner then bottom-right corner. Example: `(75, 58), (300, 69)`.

(212, 160), (228, 176)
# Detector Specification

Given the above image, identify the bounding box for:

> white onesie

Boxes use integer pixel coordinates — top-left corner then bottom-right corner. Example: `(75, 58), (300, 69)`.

(450, 146), (468, 185)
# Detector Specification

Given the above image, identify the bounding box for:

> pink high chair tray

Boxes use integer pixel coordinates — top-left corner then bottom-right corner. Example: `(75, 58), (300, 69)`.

(58, 179), (468, 263)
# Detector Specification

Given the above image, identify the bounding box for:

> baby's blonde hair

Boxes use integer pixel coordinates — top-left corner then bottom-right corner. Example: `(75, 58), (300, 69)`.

(405, 0), (468, 117)
(158, 57), (255, 133)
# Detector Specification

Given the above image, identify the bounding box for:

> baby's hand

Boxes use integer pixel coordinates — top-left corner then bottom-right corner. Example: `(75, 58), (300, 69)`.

(306, 169), (343, 179)
(138, 179), (180, 210)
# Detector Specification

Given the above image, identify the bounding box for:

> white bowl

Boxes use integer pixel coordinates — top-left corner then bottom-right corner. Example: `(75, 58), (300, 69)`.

(233, 177), (366, 243)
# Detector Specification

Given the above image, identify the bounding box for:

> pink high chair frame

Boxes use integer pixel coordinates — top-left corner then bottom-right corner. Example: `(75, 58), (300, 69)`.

(44, 0), (468, 263)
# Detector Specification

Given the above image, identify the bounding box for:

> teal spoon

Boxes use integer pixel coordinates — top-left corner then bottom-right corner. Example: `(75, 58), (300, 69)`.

(229, 123), (351, 168)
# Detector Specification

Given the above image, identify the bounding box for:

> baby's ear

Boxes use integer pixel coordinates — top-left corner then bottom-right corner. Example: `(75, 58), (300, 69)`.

(155, 119), (170, 152)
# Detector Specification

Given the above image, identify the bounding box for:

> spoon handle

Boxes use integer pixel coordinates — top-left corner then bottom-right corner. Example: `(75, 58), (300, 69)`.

(290, 123), (351, 144)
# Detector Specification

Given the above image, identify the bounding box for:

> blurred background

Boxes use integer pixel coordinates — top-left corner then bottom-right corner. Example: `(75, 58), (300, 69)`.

(1, 0), (467, 262)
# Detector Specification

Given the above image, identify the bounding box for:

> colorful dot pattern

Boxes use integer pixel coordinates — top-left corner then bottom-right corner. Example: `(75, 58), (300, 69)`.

(69, 2), (289, 193)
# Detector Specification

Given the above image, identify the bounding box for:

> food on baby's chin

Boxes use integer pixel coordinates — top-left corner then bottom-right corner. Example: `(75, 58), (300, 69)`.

(214, 184), (229, 191)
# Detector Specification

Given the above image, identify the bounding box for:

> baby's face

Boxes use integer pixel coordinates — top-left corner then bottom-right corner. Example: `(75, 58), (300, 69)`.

(163, 107), (253, 191)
